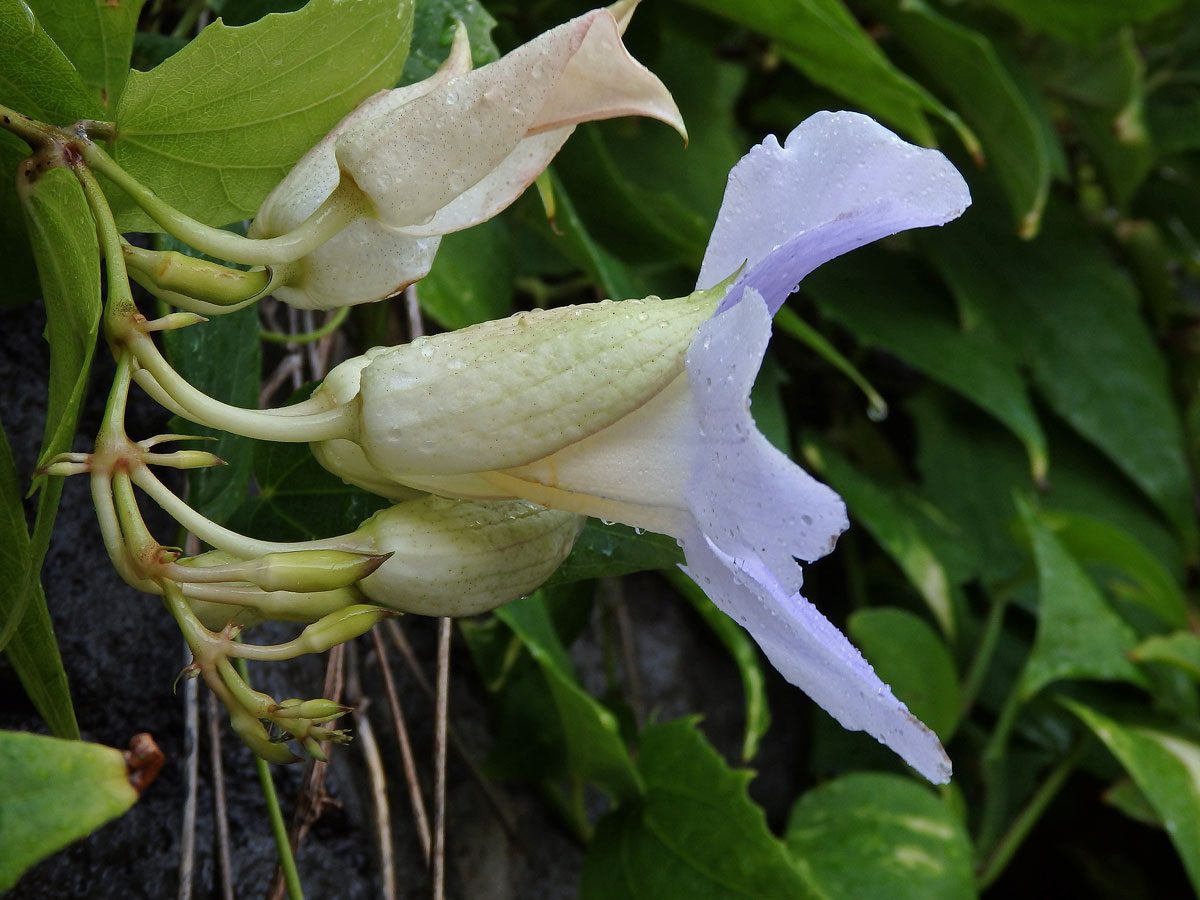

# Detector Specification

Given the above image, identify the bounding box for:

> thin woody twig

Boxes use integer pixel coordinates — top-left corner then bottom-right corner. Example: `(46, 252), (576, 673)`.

(383, 619), (519, 840)
(347, 643), (396, 900)
(178, 639), (199, 900)
(371, 626), (433, 863)
(206, 691), (235, 900)
(432, 618), (451, 900)
(404, 284), (424, 339)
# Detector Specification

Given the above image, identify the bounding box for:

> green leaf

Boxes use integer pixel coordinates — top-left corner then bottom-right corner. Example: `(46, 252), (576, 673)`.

(665, 569), (771, 762)
(23, 0), (148, 111)
(0, 420), (76, 739)
(582, 719), (821, 900)
(229, 439), (390, 543)
(676, 0), (978, 154)
(0, 165), (100, 688)
(847, 608), (962, 742)
(807, 249), (1047, 482)
(808, 441), (962, 638)
(0, 730), (140, 892)
(418, 218), (513, 329)
(110, 0), (415, 229)
(1103, 776), (1162, 827)
(861, 0), (1053, 236)
(923, 197), (1197, 551)
(0, 0), (103, 124)
(533, 171), (643, 301)
(980, 0), (1183, 45)
(400, 0), (498, 84)
(1043, 511), (1188, 630)
(1064, 700), (1200, 894)
(774, 307), (889, 424)
(0, 0), (103, 306)
(544, 520), (682, 586)
(21, 166), (101, 466)
(1131, 632), (1200, 681)
(1017, 499), (1149, 700)
(496, 593), (642, 801)
(1044, 30), (1153, 208)
(784, 772), (976, 900)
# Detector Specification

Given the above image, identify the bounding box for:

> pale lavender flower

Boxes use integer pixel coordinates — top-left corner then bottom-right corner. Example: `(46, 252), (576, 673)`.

(309, 111), (970, 782)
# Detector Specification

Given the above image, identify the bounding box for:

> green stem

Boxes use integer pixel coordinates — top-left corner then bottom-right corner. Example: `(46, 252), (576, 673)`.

(774, 307), (888, 420)
(80, 141), (368, 266)
(234, 657), (305, 900)
(960, 591), (1010, 716)
(974, 680), (1025, 857)
(0, 103), (62, 148)
(123, 329), (354, 441)
(261, 306), (350, 345)
(74, 166), (138, 324)
(130, 465), (354, 557)
(976, 738), (1088, 889)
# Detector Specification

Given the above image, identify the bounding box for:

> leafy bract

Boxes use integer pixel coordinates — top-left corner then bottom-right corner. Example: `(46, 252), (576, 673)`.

(582, 719), (822, 900)
(110, 0), (415, 229)
(677, 0), (977, 154)
(1017, 500), (1148, 699)
(23, 0), (148, 111)
(784, 772), (976, 900)
(1065, 700), (1200, 894)
(0, 730), (140, 892)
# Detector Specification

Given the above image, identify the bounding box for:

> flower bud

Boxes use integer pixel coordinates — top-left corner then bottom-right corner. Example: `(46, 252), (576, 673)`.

(314, 288), (721, 480)
(251, 3), (684, 309)
(293, 604), (392, 655)
(245, 549), (390, 593)
(345, 495), (584, 616)
(270, 698), (351, 723)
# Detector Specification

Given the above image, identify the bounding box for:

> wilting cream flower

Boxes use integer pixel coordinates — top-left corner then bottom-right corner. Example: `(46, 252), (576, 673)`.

(303, 111), (971, 782)
(250, 0), (685, 309)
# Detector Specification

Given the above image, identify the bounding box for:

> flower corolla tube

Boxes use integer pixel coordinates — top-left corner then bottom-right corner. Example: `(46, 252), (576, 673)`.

(250, 0), (685, 309)
(303, 111), (972, 783)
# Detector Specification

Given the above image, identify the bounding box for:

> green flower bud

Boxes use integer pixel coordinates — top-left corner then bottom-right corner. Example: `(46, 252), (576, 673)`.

(347, 495), (584, 616)
(271, 698), (351, 723)
(293, 604), (392, 655)
(245, 549), (389, 593)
